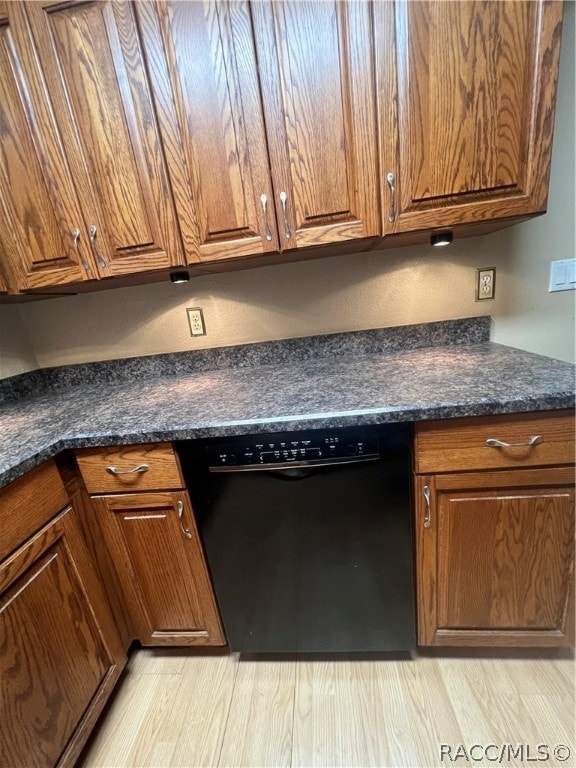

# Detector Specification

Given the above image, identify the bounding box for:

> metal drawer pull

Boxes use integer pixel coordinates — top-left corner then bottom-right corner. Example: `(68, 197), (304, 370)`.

(486, 436), (543, 448)
(177, 500), (192, 539)
(279, 191), (291, 239)
(423, 485), (431, 528)
(386, 172), (396, 223)
(260, 194), (273, 241)
(105, 463), (149, 475)
(89, 224), (106, 268)
(72, 227), (89, 270)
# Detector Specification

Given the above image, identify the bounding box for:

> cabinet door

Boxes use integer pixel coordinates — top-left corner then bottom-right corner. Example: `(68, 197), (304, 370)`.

(252, 0), (380, 250)
(0, 506), (124, 768)
(93, 492), (225, 647)
(415, 468), (575, 647)
(137, 1), (279, 263)
(23, 0), (184, 278)
(378, 1), (564, 233)
(0, 1), (94, 290)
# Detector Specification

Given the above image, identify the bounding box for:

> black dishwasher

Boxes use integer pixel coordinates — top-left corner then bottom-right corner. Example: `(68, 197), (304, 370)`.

(177, 423), (414, 653)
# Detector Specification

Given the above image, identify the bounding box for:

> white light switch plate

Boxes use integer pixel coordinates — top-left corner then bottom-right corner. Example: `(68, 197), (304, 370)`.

(549, 259), (576, 292)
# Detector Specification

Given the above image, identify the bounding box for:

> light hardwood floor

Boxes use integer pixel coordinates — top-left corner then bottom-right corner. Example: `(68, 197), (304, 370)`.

(80, 649), (575, 768)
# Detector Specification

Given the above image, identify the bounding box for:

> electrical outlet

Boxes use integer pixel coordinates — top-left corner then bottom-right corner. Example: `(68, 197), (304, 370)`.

(187, 307), (206, 336)
(549, 258), (576, 292)
(476, 267), (495, 301)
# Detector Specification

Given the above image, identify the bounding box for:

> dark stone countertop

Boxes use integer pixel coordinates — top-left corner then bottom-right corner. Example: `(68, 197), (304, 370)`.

(0, 317), (574, 489)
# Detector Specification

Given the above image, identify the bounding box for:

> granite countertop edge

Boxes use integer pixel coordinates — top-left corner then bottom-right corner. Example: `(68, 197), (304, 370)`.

(1, 391), (573, 491)
(1, 317), (574, 490)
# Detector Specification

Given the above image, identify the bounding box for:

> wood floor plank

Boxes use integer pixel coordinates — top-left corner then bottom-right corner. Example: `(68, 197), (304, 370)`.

(218, 658), (295, 768)
(165, 654), (238, 768)
(81, 672), (181, 767)
(377, 658), (464, 768)
(79, 650), (575, 768)
(127, 648), (188, 675)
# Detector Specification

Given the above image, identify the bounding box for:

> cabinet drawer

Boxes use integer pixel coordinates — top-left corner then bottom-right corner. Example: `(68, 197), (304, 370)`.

(75, 443), (183, 494)
(0, 460), (68, 561)
(415, 410), (575, 474)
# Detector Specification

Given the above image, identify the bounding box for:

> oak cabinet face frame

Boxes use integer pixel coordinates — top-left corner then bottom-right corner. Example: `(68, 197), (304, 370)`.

(87, 489), (225, 647)
(376, 0), (563, 234)
(414, 411), (576, 648)
(0, 505), (125, 768)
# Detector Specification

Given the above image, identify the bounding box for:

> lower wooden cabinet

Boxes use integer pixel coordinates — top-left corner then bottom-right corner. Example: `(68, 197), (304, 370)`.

(92, 491), (225, 647)
(0, 505), (125, 768)
(414, 453), (575, 647)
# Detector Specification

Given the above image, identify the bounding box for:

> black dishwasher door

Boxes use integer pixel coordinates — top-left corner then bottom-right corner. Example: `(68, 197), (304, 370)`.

(179, 426), (415, 653)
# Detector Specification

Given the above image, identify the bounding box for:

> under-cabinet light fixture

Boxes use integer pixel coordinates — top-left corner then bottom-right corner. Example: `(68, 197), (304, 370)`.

(430, 231), (453, 247)
(170, 270), (190, 284)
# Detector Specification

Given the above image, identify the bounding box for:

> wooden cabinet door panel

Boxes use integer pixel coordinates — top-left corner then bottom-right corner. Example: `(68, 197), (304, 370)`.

(137, 1), (278, 262)
(415, 468), (575, 647)
(379, 1), (563, 233)
(24, 0), (184, 277)
(0, 508), (115, 768)
(437, 487), (574, 631)
(253, 0), (379, 249)
(0, 2), (93, 289)
(94, 492), (225, 646)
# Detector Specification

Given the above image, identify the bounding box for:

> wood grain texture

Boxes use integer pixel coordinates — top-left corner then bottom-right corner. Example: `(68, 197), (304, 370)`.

(252, 0), (380, 249)
(74, 442), (184, 494)
(23, 0), (184, 278)
(91, 491), (225, 647)
(415, 467), (575, 647)
(80, 650), (575, 768)
(0, 2), (96, 289)
(0, 507), (118, 768)
(82, 652), (238, 768)
(0, 459), (68, 562)
(414, 410), (575, 474)
(379, 0), (563, 233)
(137, 0), (278, 263)
(219, 660), (294, 767)
(57, 450), (133, 651)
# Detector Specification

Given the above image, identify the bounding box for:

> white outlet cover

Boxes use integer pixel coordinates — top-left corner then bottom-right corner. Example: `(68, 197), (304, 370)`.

(549, 259), (576, 292)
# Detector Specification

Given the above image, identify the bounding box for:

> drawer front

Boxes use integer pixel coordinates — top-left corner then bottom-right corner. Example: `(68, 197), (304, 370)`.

(415, 410), (575, 474)
(75, 443), (183, 494)
(0, 460), (68, 561)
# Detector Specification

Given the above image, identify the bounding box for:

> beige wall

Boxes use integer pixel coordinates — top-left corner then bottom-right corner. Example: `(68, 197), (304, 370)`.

(0, 305), (38, 378)
(2, 4), (574, 375)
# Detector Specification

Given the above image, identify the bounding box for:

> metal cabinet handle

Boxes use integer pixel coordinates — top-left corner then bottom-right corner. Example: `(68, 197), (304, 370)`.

(423, 485), (431, 528)
(279, 191), (291, 239)
(177, 500), (192, 539)
(105, 463), (149, 475)
(386, 172), (396, 223)
(89, 224), (106, 268)
(72, 227), (89, 270)
(260, 194), (273, 241)
(486, 436), (543, 448)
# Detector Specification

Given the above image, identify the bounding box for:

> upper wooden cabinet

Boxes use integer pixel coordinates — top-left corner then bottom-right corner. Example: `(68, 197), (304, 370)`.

(24, 0), (184, 278)
(376, 0), (563, 234)
(252, 1), (380, 250)
(138, 0), (379, 264)
(136, 1), (279, 262)
(0, 0), (565, 291)
(0, 0), (184, 290)
(0, 1), (94, 289)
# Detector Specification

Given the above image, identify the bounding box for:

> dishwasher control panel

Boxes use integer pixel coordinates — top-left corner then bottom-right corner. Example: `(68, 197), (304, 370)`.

(206, 428), (380, 469)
